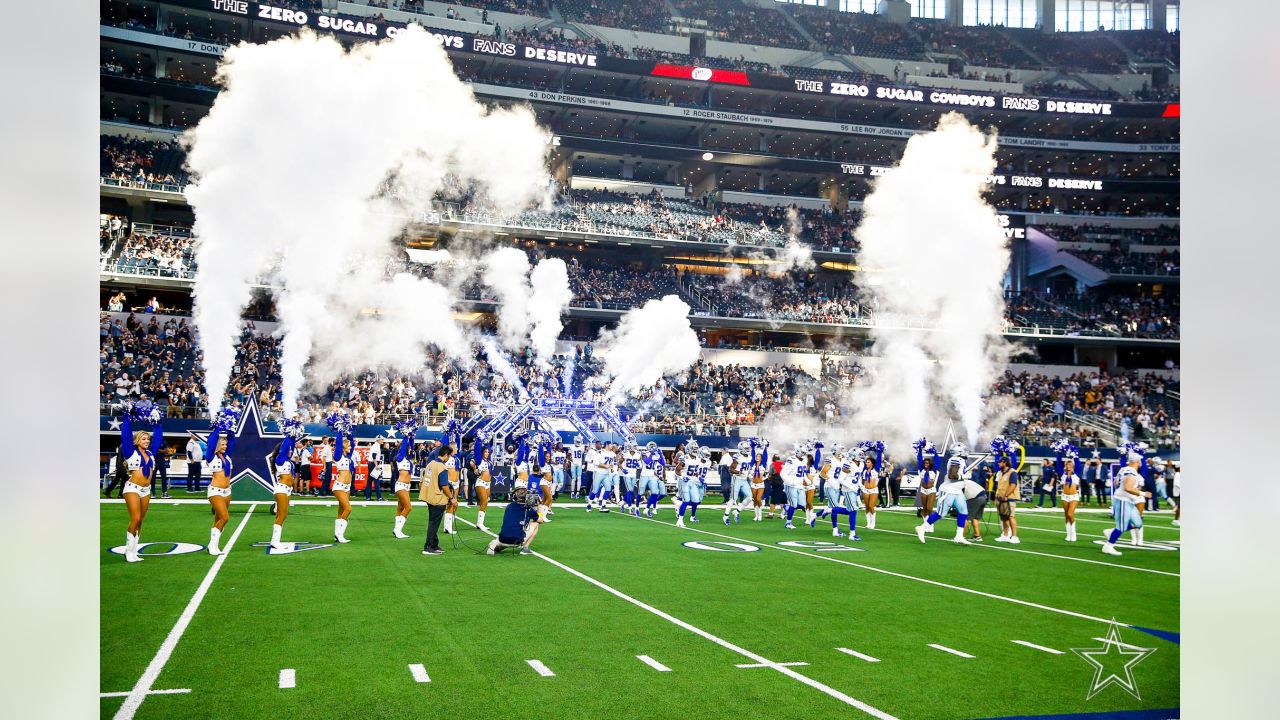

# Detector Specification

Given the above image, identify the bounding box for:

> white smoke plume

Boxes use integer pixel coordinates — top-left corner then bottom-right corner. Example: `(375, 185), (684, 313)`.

(481, 246), (533, 351)
(184, 27), (552, 415)
(527, 258), (573, 366)
(843, 112), (1015, 448)
(595, 295), (701, 399)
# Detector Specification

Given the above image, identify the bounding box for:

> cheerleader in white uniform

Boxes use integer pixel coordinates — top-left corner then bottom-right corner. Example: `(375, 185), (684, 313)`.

(1052, 441), (1083, 542)
(119, 402), (164, 563)
(205, 408), (240, 555)
(326, 412), (355, 544)
(748, 439), (769, 522)
(391, 420), (420, 539)
(440, 423), (463, 534)
(856, 441), (884, 529)
(269, 418), (308, 550)
(914, 439), (940, 523)
(472, 442), (493, 532)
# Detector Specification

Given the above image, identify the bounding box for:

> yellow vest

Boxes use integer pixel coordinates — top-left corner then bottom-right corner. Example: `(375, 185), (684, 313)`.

(419, 460), (450, 505)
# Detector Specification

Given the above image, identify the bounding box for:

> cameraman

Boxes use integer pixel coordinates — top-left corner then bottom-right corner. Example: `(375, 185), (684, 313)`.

(485, 486), (540, 556)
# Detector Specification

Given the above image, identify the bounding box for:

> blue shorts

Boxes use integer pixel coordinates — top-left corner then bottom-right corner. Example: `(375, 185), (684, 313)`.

(1112, 498), (1143, 532)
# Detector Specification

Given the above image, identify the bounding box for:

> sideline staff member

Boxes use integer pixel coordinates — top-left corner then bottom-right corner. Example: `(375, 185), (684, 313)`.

(419, 444), (455, 555)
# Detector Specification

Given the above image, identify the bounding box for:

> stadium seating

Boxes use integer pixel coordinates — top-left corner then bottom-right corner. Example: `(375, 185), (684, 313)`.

(788, 5), (924, 59)
(555, 0), (672, 34)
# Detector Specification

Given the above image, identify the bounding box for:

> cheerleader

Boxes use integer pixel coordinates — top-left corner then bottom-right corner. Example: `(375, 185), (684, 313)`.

(119, 402), (164, 563)
(471, 440), (493, 532)
(326, 412), (355, 544)
(856, 442), (884, 530)
(1053, 441), (1083, 542)
(204, 408), (240, 555)
(748, 439), (769, 522)
(441, 427), (463, 534)
(1101, 452), (1151, 556)
(390, 420), (420, 539)
(268, 418), (308, 550)
(914, 439), (940, 523)
(534, 438), (556, 522)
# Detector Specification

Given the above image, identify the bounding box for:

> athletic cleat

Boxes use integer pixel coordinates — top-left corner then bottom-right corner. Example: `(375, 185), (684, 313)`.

(784, 522), (795, 530)
(995, 535), (1009, 542)
(1008, 536), (1021, 545)
(1171, 519), (1180, 527)
(915, 525), (927, 543)
(675, 518), (686, 528)
(833, 528), (845, 538)
(724, 515), (731, 525)
(954, 536), (972, 545)
(1101, 544), (1123, 556)
(690, 516), (699, 523)
(600, 507), (610, 514)
(519, 547), (533, 555)
(849, 534), (862, 541)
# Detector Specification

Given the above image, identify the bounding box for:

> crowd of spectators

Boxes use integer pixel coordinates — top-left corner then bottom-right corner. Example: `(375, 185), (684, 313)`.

(909, 19), (1033, 68)
(1069, 247), (1180, 276)
(669, 0), (809, 50)
(789, 5), (921, 58)
(993, 369), (1179, 449)
(107, 231), (198, 278)
(504, 26), (626, 57)
(632, 48), (776, 75)
(100, 136), (188, 187)
(556, 0), (671, 34)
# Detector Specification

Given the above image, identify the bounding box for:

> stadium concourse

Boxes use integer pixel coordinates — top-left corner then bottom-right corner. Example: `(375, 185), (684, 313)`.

(99, 1), (1179, 719)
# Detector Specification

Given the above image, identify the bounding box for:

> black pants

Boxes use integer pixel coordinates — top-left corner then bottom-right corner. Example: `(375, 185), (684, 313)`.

(187, 461), (201, 492)
(1092, 481), (1108, 504)
(1036, 485), (1057, 507)
(321, 462), (333, 496)
(719, 467), (731, 501)
(104, 472), (124, 497)
(156, 464), (168, 496)
(889, 478), (901, 506)
(423, 504), (446, 551)
(364, 474), (382, 501)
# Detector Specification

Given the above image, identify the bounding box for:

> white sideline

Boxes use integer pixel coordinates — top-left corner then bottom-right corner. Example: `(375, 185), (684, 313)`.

(526, 659), (556, 677)
(408, 664), (431, 683)
(868, 526), (1179, 577)
(636, 655), (672, 672)
(836, 648), (880, 663)
(113, 504), (258, 720)
(455, 517), (898, 720)
(620, 513), (1133, 628)
(278, 669), (296, 689)
(1012, 640), (1065, 655)
(928, 644), (975, 659)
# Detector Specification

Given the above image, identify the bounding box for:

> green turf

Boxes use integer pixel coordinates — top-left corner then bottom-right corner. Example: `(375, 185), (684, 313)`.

(101, 499), (1178, 719)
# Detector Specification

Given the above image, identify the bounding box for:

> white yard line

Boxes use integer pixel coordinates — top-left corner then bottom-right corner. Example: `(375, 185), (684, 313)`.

(278, 669), (296, 689)
(455, 516), (898, 720)
(100, 689), (190, 699)
(1012, 640), (1065, 655)
(928, 644), (975, 659)
(408, 664), (431, 683)
(836, 648), (881, 663)
(736, 661), (809, 668)
(636, 655), (672, 672)
(620, 513), (1132, 629)
(113, 504), (258, 720)
(526, 659), (556, 677)
(862, 526), (1178, 577)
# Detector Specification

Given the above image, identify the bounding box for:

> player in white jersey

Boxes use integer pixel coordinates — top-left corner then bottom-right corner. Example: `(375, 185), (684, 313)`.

(915, 456), (981, 545)
(675, 447), (712, 528)
(805, 441), (829, 527)
(780, 446), (811, 530)
(569, 436), (586, 498)
(585, 441), (606, 511)
(824, 445), (862, 539)
(638, 442), (666, 517)
(594, 443), (619, 511)
(722, 440), (753, 525)
(1101, 452), (1151, 555)
(619, 443), (643, 514)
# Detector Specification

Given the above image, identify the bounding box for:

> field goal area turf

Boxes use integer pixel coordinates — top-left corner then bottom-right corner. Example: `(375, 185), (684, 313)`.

(101, 498), (1179, 720)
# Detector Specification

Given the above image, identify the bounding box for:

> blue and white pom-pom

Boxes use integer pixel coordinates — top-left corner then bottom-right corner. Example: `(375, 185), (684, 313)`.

(990, 436), (1015, 458)
(128, 400), (165, 426)
(1119, 441), (1145, 459)
(911, 437), (927, 452)
(858, 440), (884, 454)
(212, 407), (240, 433)
(393, 418), (419, 435)
(280, 417), (308, 440)
(1051, 438), (1077, 456)
(325, 411), (353, 435)
(443, 418), (459, 436)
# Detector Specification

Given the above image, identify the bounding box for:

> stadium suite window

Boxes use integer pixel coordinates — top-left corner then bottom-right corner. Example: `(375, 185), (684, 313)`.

(963, 0), (1039, 28)
(1055, 0), (1152, 32)
(912, 0), (947, 19)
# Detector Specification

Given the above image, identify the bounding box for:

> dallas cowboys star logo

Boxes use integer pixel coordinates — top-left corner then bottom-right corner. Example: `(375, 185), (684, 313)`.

(191, 397), (288, 493)
(1073, 622), (1157, 700)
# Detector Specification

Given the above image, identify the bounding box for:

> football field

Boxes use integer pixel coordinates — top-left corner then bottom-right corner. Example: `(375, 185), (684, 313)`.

(100, 498), (1179, 720)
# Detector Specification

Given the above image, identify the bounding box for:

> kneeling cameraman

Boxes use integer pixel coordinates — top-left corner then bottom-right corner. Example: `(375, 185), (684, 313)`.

(486, 486), (541, 556)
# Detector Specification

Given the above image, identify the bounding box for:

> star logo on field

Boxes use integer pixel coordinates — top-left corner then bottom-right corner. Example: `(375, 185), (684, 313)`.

(1073, 622), (1156, 700)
